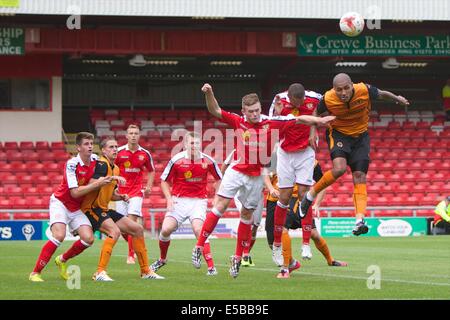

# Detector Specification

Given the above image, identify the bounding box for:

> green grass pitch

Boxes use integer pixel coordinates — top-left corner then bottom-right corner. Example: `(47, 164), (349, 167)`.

(1, 236), (449, 300)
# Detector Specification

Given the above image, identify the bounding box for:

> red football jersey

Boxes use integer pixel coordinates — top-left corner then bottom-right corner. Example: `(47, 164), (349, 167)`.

(160, 151), (222, 198)
(219, 110), (296, 176)
(269, 90), (322, 152)
(53, 154), (98, 212)
(116, 145), (155, 198)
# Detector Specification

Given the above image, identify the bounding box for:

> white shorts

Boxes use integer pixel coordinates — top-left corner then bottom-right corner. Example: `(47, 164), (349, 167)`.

(166, 197), (208, 227)
(234, 193), (263, 226)
(276, 146), (315, 188)
(218, 166), (264, 210)
(49, 194), (92, 234)
(115, 197), (143, 217)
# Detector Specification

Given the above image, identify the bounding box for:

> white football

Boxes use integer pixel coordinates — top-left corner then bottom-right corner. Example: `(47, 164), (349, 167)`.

(339, 12), (365, 37)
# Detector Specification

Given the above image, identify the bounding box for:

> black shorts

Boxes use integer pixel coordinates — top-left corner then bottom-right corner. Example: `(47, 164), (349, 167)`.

(326, 129), (370, 166)
(84, 208), (124, 232)
(284, 197), (316, 230)
(265, 198), (315, 232)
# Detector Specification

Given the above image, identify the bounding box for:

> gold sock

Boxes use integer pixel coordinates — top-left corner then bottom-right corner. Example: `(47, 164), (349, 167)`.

(313, 170), (337, 195)
(132, 236), (150, 274)
(97, 237), (117, 273)
(281, 229), (292, 267)
(353, 184), (367, 217)
(313, 237), (333, 265)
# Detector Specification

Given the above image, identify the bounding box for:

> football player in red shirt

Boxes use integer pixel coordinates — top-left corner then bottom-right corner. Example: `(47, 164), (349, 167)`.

(29, 132), (112, 282)
(192, 83), (335, 278)
(150, 132), (222, 276)
(116, 124), (155, 264)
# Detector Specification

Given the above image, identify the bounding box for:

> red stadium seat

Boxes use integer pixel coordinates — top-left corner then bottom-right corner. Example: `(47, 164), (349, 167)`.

(330, 210), (354, 217)
(51, 142), (66, 151)
(6, 150), (24, 162)
(19, 141), (35, 151)
(35, 141), (50, 151)
(4, 186), (24, 196)
(12, 198), (28, 209)
(0, 163), (12, 172)
(415, 209), (434, 217)
(4, 142), (19, 151)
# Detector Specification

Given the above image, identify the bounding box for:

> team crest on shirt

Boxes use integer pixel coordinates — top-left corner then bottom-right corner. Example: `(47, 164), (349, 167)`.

(101, 212), (107, 217)
(184, 170), (193, 179)
(291, 108), (299, 116)
(201, 163), (208, 169)
(78, 178), (86, 185)
(139, 155), (145, 161)
(124, 161), (131, 168)
(242, 130), (251, 142)
(261, 124), (270, 131)
(306, 103), (314, 110)
(337, 142), (343, 148)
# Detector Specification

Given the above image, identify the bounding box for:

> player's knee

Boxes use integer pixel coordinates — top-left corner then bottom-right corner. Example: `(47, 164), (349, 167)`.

(108, 227), (121, 240)
(53, 233), (65, 243)
(130, 223), (144, 237)
(160, 228), (172, 238)
(81, 234), (95, 246)
(352, 171), (367, 183)
(333, 167), (346, 177)
(278, 192), (290, 204)
(311, 229), (320, 240)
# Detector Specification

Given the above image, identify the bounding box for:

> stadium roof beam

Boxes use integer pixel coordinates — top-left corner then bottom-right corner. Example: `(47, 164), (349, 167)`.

(0, 0), (449, 21)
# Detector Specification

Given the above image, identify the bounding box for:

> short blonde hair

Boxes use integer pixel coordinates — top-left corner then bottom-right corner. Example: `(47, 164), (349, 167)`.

(241, 93), (260, 108)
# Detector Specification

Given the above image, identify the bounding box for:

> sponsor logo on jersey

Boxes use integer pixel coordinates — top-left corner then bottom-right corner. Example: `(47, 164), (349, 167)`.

(184, 170), (193, 179)
(242, 130), (251, 142)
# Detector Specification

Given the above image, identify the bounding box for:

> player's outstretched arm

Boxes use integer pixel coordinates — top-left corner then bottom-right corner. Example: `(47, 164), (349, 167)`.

(377, 89), (410, 107)
(295, 115), (335, 127)
(201, 83), (222, 119)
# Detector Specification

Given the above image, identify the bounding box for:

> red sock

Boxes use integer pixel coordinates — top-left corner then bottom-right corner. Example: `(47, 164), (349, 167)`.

(127, 235), (135, 257)
(302, 206), (313, 245)
(274, 202), (288, 245)
(32, 239), (60, 273)
(235, 219), (252, 258)
(203, 242), (215, 269)
(62, 239), (90, 262)
(196, 211), (221, 248)
(243, 225), (253, 256)
(159, 239), (170, 261)
(121, 233), (129, 242)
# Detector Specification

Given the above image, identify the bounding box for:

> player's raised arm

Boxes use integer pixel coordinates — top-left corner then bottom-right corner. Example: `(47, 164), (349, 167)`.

(294, 115), (335, 127)
(375, 87), (410, 107)
(201, 83), (222, 119)
(269, 95), (283, 117)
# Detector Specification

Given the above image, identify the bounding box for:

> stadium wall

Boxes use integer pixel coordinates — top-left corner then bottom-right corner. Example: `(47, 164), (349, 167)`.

(0, 76), (62, 142)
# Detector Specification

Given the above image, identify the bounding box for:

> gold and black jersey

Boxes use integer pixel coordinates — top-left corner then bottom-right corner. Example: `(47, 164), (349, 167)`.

(81, 156), (119, 212)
